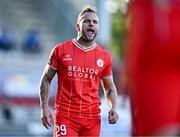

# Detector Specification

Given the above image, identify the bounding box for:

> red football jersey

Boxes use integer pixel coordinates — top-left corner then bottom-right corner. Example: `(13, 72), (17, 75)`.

(48, 39), (112, 119)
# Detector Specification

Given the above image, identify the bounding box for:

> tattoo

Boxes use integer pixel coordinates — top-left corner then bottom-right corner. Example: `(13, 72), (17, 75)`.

(39, 65), (56, 107)
(40, 76), (49, 106)
(107, 89), (113, 96)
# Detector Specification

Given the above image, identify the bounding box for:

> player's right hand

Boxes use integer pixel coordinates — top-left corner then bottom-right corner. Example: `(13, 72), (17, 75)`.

(40, 105), (53, 129)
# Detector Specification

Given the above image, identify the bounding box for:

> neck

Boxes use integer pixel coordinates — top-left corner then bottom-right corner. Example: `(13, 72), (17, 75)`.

(76, 37), (96, 48)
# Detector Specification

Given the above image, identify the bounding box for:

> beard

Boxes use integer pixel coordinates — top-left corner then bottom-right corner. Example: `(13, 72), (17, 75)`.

(82, 32), (97, 42)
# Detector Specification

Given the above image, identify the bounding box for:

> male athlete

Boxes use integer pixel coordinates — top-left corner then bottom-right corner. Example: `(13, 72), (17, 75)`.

(39, 6), (119, 137)
(126, 0), (180, 136)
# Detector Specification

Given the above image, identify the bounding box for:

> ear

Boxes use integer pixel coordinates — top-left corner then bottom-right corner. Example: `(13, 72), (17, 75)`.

(76, 24), (80, 32)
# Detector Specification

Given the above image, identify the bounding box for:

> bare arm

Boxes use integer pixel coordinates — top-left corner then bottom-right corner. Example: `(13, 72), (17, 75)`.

(101, 76), (119, 124)
(39, 64), (56, 129)
(101, 76), (118, 109)
(40, 64), (56, 107)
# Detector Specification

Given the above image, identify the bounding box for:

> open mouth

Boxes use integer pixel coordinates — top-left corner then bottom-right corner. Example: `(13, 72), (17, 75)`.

(87, 29), (95, 37)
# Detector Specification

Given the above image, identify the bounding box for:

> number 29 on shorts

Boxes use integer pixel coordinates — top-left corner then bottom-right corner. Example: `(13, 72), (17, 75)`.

(56, 124), (67, 136)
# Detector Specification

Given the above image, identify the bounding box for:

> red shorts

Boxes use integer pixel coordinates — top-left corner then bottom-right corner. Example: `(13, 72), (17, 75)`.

(53, 114), (101, 137)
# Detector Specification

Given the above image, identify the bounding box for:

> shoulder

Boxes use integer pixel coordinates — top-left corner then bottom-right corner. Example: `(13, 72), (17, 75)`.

(53, 39), (73, 50)
(96, 44), (111, 56)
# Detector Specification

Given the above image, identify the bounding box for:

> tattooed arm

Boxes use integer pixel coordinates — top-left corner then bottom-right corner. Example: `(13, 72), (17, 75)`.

(39, 64), (56, 129)
(101, 77), (119, 124)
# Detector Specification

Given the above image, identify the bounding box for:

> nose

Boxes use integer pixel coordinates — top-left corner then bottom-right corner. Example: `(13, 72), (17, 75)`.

(89, 20), (94, 26)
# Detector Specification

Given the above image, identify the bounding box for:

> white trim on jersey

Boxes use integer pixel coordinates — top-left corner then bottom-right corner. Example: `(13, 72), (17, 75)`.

(72, 39), (97, 51)
(48, 64), (58, 70)
(102, 75), (112, 80)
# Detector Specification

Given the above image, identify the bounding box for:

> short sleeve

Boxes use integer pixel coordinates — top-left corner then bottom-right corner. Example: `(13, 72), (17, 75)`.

(48, 44), (61, 70)
(101, 52), (112, 79)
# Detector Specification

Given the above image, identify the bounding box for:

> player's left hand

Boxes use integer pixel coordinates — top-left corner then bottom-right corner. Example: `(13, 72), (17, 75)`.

(108, 109), (119, 124)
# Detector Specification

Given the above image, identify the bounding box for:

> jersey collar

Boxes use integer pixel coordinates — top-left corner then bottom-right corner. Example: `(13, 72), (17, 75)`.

(72, 39), (96, 51)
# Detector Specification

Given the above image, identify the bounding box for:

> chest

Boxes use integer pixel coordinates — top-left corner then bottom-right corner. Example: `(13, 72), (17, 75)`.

(59, 47), (106, 79)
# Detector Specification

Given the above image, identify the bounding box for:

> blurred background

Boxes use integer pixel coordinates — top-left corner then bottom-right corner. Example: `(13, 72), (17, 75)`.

(0, 0), (131, 136)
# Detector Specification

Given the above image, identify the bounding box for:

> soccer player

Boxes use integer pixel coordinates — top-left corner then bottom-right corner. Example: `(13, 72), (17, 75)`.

(126, 0), (180, 136)
(39, 6), (119, 137)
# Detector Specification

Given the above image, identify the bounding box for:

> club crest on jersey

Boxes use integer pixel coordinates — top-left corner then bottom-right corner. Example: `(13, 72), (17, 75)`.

(63, 54), (72, 61)
(96, 59), (104, 67)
